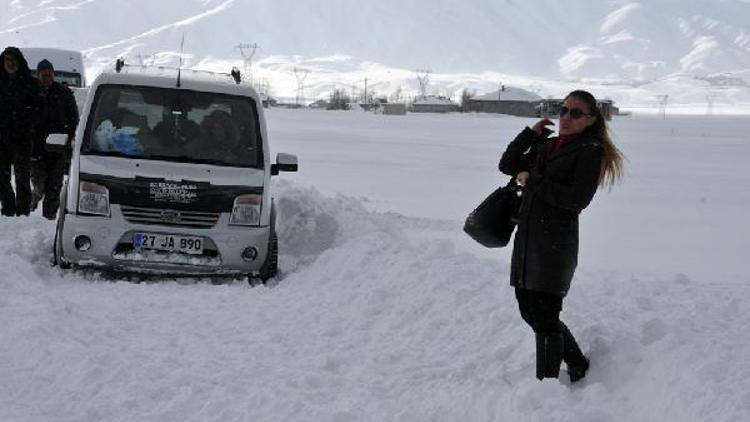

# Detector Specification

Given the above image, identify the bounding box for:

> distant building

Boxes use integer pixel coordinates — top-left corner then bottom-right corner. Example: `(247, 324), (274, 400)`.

(259, 93), (278, 108)
(382, 103), (407, 115)
(597, 99), (620, 120)
(359, 97), (386, 112)
(539, 98), (619, 120)
(464, 86), (543, 117)
(409, 96), (459, 113)
(309, 99), (330, 109)
(275, 102), (304, 109)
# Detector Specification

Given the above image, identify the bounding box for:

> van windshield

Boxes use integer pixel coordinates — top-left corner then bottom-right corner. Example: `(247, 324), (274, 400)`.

(82, 85), (262, 168)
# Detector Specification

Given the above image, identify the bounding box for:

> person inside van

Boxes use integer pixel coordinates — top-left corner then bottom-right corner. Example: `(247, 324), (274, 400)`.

(153, 108), (201, 156)
(198, 110), (245, 163)
(92, 90), (131, 129)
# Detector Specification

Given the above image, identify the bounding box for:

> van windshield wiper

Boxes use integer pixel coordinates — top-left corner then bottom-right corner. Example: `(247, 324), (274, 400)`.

(82, 151), (254, 168)
(83, 150), (150, 159)
(150, 155), (232, 167)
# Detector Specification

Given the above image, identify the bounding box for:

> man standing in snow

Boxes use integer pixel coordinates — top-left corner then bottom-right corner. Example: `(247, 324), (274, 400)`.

(0, 47), (41, 217)
(31, 59), (79, 219)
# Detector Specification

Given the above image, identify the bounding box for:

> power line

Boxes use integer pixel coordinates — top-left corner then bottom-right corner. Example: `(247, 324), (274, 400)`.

(293, 67), (310, 106)
(415, 69), (431, 99)
(706, 93), (717, 116)
(236, 43), (260, 85)
(656, 95), (669, 120)
(135, 53), (154, 66)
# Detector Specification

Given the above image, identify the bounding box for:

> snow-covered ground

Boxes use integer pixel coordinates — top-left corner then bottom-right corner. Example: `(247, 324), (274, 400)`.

(1, 109), (748, 421)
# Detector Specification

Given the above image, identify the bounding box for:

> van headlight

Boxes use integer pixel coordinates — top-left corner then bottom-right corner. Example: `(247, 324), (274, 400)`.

(78, 181), (110, 217)
(229, 194), (261, 226)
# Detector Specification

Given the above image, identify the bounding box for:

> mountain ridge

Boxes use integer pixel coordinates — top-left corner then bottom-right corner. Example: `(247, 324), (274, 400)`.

(2, 0), (749, 109)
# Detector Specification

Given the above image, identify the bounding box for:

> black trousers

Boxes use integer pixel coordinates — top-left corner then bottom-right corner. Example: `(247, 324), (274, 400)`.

(31, 151), (66, 219)
(0, 139), (33, 216)
(515, 287), (587, 367)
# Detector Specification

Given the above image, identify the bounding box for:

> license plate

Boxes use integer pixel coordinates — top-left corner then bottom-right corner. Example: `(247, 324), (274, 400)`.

(133, 232), (204, 255)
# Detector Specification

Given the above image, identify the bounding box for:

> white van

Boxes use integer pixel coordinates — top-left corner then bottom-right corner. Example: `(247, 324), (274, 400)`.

(52, 62), (298, 281)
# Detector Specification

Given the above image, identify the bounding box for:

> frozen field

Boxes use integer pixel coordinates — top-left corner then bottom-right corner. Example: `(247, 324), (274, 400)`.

(270, 109), (750, 283)
(1, 109), (749, 421)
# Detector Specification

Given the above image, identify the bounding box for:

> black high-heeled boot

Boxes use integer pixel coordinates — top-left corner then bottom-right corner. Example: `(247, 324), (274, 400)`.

(568, 357), (590, 383)
(559, 323), (589, 382)
(535, 332), (564, 380)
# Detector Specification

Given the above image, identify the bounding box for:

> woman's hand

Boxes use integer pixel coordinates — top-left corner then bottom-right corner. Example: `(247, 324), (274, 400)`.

(531, 118), (554, 136)
(516, 171), (530, 187)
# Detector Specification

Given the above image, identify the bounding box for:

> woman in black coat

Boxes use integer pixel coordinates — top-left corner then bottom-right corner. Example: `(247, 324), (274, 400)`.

(499, 90), (623, 382)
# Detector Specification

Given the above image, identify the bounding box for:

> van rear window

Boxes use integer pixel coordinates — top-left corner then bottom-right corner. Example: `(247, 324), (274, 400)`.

(82, 85), (262, 168)
(31, 70), (82, 87)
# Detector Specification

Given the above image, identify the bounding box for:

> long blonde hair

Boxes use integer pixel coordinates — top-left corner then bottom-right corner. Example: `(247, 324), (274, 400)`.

(565, 90), (624, 188)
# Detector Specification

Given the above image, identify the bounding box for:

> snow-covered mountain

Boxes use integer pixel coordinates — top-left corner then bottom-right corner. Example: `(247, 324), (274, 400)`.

(2, 0), (749, 109)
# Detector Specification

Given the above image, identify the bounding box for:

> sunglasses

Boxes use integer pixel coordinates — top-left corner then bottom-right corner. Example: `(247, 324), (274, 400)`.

(559, 106), (592, 119)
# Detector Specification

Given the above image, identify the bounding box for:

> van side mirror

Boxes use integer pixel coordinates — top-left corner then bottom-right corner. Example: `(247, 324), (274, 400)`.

(271, 153), (298, 176)
(45, 133), (69, 153)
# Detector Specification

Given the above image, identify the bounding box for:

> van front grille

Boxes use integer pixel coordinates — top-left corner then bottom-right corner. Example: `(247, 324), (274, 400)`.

(120, 205), (220, 229)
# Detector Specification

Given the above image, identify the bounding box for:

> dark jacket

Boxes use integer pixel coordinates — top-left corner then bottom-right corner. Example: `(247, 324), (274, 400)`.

(0, 47), (42, 145)
(33, 81), (79, 156)
(499, 127), (603, 296)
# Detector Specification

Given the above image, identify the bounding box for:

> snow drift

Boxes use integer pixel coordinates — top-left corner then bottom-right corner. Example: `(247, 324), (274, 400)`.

(1, 179), (748, 421)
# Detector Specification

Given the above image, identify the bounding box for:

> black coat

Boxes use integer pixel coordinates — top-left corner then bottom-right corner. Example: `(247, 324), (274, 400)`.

(499, 127), (603, 296)
(0, 47), (42, 145)
(33, 81), (79, 156)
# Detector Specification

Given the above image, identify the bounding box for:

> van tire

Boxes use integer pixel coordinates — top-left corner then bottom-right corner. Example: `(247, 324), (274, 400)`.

(53, 186), (71, 269)
(53, 230), (70, 269)
(258, 228), (278, 282)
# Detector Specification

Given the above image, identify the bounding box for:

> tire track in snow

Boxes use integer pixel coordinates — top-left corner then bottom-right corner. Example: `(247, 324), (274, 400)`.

(0, 0), (101, 34)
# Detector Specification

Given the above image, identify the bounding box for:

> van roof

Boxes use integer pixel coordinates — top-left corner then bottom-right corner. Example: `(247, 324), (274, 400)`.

(92, 65), (260, 100)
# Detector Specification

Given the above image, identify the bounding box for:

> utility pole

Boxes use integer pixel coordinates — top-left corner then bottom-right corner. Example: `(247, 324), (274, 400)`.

(135, 53), (154, 66)
(256, 78), (270, 96)
(706, 93), (717, 116)
(293, 67), (310, 107)
(236, 43), (260, 85)
(415, 69), (431, 100)
(656, 95), (669, 120)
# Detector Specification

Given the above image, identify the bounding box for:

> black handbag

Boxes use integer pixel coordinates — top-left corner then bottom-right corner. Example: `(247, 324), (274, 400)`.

(463, 178), (523, 248)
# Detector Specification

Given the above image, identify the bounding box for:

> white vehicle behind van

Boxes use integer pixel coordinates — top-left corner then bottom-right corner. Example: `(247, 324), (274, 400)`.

(21, 47), (89, 109)
(21, 47), (86, 87)
(52, 61), (298, 281)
